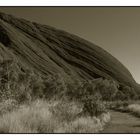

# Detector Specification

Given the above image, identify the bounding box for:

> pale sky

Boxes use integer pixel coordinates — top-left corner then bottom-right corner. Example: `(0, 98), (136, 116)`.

(0, 7), (140, 83)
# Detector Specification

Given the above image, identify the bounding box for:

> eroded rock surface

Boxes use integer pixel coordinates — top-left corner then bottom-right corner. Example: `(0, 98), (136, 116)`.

(0, 12), (139, 92)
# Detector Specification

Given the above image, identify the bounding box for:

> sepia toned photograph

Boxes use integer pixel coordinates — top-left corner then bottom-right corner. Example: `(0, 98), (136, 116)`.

(0, 7), (140, 134)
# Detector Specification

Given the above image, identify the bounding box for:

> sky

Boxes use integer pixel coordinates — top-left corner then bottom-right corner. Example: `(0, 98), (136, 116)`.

(0, 7), (140, 83)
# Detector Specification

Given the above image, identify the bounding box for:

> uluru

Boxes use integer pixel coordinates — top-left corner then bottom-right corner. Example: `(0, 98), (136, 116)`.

(0, 11), (139, 93)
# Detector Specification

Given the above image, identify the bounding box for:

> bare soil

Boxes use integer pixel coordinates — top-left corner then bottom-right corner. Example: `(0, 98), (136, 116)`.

(101, 110), (140, 133)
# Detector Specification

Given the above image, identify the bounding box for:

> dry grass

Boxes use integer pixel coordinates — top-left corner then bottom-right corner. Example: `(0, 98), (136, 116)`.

(0, 100), (59, 133)
(0, 100), (110, 133)
(126, 104), (140, 117)
(113, 103), (140, 116)
(56, 116), (103, 133)
(0, 99), (18, 115)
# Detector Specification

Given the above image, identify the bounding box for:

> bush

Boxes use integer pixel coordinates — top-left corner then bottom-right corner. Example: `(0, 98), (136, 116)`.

(0, 60), (19, 100)
(115, 90), (126, 101)
(122, 86), (138, 100)
(0, 60), (46, 102)
(50, 100), (82, 122)
(96, 79), (118, 101)
(0, 99), (18, 115)
(65, 79), (110, 117)
(43, 74), (67, 100)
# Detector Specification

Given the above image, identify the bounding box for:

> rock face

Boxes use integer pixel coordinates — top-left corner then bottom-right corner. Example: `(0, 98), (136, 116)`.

(0, 12), (139, 92)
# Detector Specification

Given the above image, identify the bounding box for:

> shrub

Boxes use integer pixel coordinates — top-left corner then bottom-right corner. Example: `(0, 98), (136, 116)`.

(83, 99), (106, 117)
(65, 79), (108, 117)
(0, 99), (18, 115)
(0, 60), (46, 102)
(96, 79), (118, 101)
(122, 86), (138, 100)
(19, 70), (45, 100)
(50, 100), (82, 122)
(43, 74), (67, 100)
(115, 90), (126, 101)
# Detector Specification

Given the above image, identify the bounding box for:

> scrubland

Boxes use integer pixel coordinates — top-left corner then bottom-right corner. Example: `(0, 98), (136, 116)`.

(0, 60), (138, 133)
(0, 99), (111, 133)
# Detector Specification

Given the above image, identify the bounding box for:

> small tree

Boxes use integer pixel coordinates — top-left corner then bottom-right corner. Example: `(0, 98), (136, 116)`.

(96, 79), (118, 101)
(43, 74), (67, 100)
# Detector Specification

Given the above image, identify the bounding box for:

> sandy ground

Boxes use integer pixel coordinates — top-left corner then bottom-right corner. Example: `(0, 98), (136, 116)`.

(101, 110), (140, 133)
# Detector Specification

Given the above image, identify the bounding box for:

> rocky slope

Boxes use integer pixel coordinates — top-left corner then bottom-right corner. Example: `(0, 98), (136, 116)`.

(0, 12), (139, 93)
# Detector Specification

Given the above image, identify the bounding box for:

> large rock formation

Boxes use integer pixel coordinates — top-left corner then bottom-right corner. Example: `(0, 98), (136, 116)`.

(0, 12), (139, 93)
